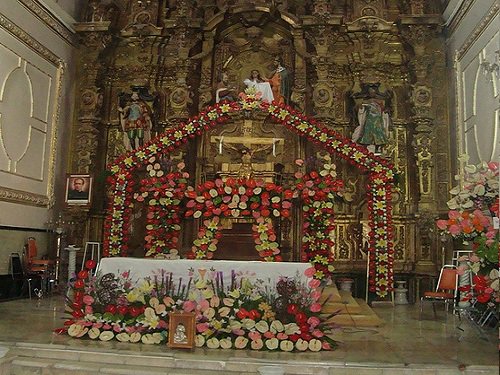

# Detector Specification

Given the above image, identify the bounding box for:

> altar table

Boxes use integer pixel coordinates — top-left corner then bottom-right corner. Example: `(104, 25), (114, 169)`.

(97, 257), (311, 288)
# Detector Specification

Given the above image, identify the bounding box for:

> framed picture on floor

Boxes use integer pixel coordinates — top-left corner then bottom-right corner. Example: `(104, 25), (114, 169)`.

(65, 174), (92, 205)
(168, 311), (195, 349)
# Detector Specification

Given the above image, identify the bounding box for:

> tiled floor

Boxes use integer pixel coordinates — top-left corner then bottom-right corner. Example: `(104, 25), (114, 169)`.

(0, 296), (497, 374)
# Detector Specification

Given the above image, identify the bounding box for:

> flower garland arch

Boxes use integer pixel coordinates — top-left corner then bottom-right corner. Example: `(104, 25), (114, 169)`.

(104, 97), (396, 298)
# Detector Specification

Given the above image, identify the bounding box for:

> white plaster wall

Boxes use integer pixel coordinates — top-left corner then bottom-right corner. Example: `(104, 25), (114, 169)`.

(0, 0), (77, 274)
(446, 0), (499, 165)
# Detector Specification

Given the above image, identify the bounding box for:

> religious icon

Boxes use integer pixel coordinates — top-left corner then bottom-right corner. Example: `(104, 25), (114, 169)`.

(65, 174), (92, 205)
(118, 87), (157, 151)
(168, 312), (195, 349)
(350, 83), (392, 155)
(215, 72), (237, 103)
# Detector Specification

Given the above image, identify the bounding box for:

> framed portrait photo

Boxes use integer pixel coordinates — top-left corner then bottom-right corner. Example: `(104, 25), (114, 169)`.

(168, 312), (195, 349)
(65, 174), (92, 205)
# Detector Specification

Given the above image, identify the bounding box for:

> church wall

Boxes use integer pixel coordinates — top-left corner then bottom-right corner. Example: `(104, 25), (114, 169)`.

(0, 1), (77, 275)
(445, 0), (499, 164)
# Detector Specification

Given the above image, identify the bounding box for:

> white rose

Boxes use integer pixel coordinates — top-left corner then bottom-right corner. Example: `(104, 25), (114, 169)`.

(308, 339), (322, 352)
(295, 339), (308, 351)
(116, 333), (130, 342)
(206, 337), (220, 349)
(255, 320), (269, 333)
(279, 340), (294, 352)
(265, 338), (279, 350)
(220, 338), (232, 349)
(195, 335), (205, 347)
(129, 332), (141, 343)
(67, 324), (84, 337)
(88, 327), (100, 339)
(284, 323), (300, 335)
(242, 319), (256, 330)
(99, 331), (115, 341)
(270, 320), (284, 333)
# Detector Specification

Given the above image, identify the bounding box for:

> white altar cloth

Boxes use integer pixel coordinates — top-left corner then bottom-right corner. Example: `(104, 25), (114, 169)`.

(97, 257), (311, 288)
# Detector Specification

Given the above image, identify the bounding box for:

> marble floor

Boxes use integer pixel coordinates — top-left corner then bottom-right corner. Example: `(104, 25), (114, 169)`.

(0, 295), (497, 375)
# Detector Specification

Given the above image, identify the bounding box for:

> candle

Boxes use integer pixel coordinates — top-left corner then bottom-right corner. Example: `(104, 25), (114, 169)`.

(272, 138), (276, 157)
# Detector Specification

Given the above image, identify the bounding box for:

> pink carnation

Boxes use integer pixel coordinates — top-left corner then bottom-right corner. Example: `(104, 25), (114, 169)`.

(307, 316), (320, 328)
(183, 300), (196, 312)
(196, 322), (209, 333)
(309, 279), (321, 288)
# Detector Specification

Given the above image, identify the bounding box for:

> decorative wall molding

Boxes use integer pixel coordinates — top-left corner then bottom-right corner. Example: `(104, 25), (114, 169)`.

(0, 13), (60, 65)
(18, 0), (76, 45)
(446, 0), (474, 35)
(456, 2), (499, 61)
(46, 60), (66, 208)
(0, 186), (48, 207)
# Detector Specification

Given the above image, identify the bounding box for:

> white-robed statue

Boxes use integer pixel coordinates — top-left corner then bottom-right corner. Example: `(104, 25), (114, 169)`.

(243, 70), (274, 103)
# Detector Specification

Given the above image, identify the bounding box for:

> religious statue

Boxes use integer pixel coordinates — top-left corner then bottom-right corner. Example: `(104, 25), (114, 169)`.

(268, 57), (291, 105)
(118, 89), (153, 150)
(173, 323), (187, 344)
(243, 70), (274, 102)
(215, 72), (237, 103)
(350, 83), (392, 154)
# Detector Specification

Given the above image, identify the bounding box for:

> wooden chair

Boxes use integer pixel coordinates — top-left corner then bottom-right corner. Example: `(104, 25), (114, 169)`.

(419, 265), (458, 320)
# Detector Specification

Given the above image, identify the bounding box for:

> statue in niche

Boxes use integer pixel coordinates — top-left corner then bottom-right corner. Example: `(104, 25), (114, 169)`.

(350, 83), (392, 155)
(215, 72), (237, 103)
(118, 88), (156, 150)
(243, 70), (274, 103)
(268, 57), (291, 105)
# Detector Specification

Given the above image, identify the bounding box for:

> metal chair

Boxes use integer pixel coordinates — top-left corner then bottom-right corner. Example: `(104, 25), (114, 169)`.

(419, 265), (458, 320)
(9, 252), (34, 299)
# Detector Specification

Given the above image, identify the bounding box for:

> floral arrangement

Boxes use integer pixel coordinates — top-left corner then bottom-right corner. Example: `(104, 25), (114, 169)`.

(134, 157), (189, 258)
(62, 263), (338, 351)
(103, 96), (396, 298)
(436, 158), (499, 306)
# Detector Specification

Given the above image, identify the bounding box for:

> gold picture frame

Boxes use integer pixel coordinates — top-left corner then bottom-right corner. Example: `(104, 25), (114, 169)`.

(168, 311), (196, 349)
(65, 174), (92, 206)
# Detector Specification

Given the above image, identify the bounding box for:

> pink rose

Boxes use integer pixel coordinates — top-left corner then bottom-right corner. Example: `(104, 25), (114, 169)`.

(311, 290), (322, 301)
(83, 295), (94, 305)
(276, 332), (288, 340)
(248, 331), (261, 341)
(312, 330), (324, 338)
(304, 267), (316, 278)
(310, 303), (321, 313)
(196, 322), (209, 333)
(448, 210), (460, 219)
(322, 341), (331, 350)
(307, 316), (320, 328)
(183, 300), (196, 312)
(448, 225), (461, 236)
(309, 279), (321, 288)
(436, 220), (448, 230)
(113, 324), (121, 333)
(263, 331), (275, 339)
(84, 305), (93, 315)
(198, 299), (209, 312)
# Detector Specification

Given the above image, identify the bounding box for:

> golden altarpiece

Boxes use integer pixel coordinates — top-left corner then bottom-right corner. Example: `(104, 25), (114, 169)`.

(67, 0), (451, 281)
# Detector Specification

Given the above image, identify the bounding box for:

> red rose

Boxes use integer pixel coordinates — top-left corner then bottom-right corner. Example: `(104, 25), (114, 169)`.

(129, 306), (142, 317)
(117, 305), (129, 316)
(104, 304), (117, 314)
(77, 270), (89, 280)
(73, 279), (85, 289)
(286, 304), (298, 315)
(295, 312), (307, 324)
(71, 310), (84, 318)
(85, 259), (97, 270)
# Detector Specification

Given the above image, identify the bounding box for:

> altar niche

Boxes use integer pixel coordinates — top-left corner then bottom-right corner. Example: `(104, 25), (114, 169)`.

(103, 98), (396, 298)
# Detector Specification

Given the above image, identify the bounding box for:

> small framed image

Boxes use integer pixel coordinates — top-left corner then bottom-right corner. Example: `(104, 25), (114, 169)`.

(168, 311), (195, 349)
(65, 174), (92, 205)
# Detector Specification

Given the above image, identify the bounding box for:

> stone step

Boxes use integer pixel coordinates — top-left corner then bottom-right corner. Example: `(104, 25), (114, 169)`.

(320, 290), (362, 315)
